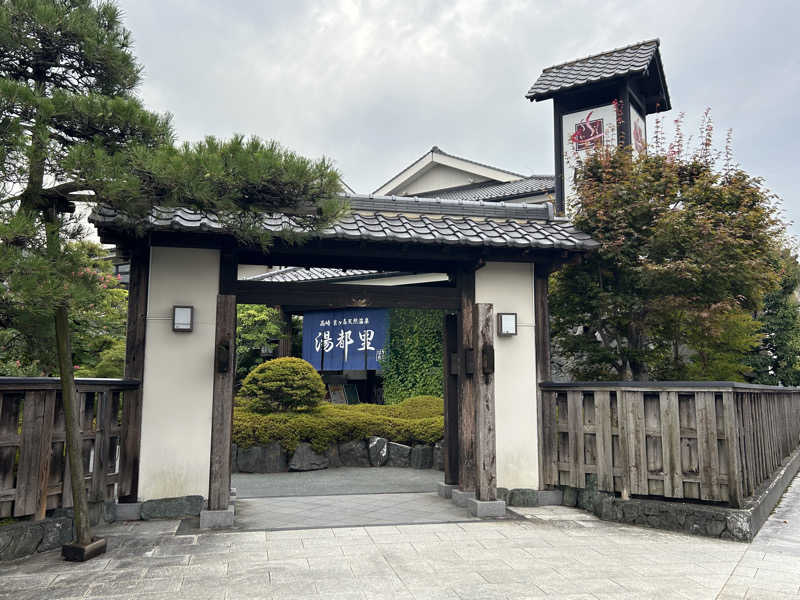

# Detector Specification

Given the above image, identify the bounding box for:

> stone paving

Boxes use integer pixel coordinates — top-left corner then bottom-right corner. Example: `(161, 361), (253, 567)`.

(228, 492), (479, 531)
(1, 476), (799, 599)
(232, 467), (443, 498)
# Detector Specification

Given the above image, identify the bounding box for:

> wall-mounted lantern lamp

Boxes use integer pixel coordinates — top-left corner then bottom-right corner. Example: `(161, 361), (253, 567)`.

(172, 305), (194, 332)
(497, 313), (517, 336)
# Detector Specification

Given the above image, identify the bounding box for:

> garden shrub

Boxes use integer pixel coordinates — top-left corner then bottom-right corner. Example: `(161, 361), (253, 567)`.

(237, 357), (325, 413)
(233, 395), (444, 453)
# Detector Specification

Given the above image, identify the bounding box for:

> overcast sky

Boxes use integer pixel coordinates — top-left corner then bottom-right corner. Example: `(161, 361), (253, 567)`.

(116, 0), (800, 235)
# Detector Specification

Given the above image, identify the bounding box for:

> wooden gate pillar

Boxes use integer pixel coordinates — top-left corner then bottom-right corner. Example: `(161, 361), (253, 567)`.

(457, 267), (477, 492)
(120, 245), (149, 501)
(474, 303), (496, 501)
(443, 313), (459, 486)
(208, 294), (236, 511)
(534, 263), (552, 489)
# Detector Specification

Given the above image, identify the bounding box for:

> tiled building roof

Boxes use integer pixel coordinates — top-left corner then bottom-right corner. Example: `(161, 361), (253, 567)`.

(247, 266), (378, 283)
(419, 175), (554, 203)
(91, 194), (598, 252)
(526, 39), (670, 111)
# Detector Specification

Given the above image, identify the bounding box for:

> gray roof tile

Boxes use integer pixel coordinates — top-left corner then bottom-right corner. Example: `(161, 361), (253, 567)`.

(419, 175), (554, 202)
(91, 193), (598, 252)
(527, 39), (663, 102)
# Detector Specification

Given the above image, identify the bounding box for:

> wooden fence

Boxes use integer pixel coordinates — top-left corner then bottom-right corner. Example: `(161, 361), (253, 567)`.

(0, 378), (140, 519)
(540, 382), (800, 507)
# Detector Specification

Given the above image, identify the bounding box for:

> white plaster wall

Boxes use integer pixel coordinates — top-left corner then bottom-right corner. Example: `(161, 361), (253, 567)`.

(399, 165), (490, 196)
(138, 247), (220, 501)
(475, 262), (540, 490)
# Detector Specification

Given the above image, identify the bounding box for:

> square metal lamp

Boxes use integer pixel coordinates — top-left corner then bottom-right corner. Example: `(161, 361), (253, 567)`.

(497, 313), (517, 336)
(172, 305), (194, 332)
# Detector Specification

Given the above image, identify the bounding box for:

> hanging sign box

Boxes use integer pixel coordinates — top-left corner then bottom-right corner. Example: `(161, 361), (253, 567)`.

(302, 308), (389, 372)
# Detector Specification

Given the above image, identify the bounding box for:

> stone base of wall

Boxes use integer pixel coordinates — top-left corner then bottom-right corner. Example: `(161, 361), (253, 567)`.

(559, 445), (800, 542)
(0, 500), (112, 563)
(233, 439), (445, 474)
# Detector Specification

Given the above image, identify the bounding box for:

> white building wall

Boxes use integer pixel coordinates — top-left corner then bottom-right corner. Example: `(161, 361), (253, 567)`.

(475, 262), (540, 490)
(138, 247), (220, 501)
(398, 165), (490, 196)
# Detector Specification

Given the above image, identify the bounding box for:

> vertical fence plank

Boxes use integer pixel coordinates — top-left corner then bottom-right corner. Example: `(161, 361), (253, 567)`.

(722, 391), (743, 508)
(34, 391), (56, 520)
(659, 391), (680, 499)
(567, 390), (582, 488)
(474, 303), (497, 501)
(595, 390), (613, 492)
(624, 391), (647, 495)
(14, 391), (47, 517)
(696, 391), (720, 501)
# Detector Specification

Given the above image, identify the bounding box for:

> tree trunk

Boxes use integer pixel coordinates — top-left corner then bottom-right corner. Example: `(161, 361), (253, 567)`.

(46, 206), (92, 546)
(54, 304), (93, 546)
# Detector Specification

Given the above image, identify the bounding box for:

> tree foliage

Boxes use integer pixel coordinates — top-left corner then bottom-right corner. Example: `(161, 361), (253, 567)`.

(747, 249), (800, 386)
(552, 114), (786, 382)
(381, 309), (444, 404)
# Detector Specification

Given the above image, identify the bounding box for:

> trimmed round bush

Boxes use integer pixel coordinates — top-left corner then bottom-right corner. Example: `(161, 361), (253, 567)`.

(238, 357), (325, 413)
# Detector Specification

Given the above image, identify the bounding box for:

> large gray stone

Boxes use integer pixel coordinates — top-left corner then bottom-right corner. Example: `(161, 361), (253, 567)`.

(467, 498), (506, 518)
(326, 443), (342, 468)
(289, 443), (329, 471)
(410, 444), (433, 469)
(237, 442), (287, 473)
(338, 440), (370, 467)
(368, 437), (388, 467)
(386, 442), (411, 467)
(200, 504), (235, 529)
(140, 495), (205, 520)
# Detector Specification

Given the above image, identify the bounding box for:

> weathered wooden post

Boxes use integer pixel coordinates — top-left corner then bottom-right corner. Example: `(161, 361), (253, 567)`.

(457, 267), (477, 493)
(474, 303), (496, 501)
(443, 312), (460, 487)
(208, 294), (236, 514)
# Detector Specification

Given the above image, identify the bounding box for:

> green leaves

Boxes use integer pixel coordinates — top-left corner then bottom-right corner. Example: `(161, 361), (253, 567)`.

(381, 309), (444, 404)
(554, 124), (785, 382)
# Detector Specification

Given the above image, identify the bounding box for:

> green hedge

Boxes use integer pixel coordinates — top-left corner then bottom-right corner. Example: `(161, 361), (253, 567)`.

(233, 395), (444, 453)
(238, 357), (325, 413)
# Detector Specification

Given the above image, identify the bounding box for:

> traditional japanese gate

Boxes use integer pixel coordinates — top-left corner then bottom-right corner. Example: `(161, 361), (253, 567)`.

(93, 196), (597, 511)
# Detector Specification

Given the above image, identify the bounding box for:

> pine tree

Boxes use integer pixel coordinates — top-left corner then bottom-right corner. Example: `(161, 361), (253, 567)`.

(1, 0), (342, 550)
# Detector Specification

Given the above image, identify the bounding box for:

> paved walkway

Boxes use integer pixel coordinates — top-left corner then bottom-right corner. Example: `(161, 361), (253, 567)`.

(232, 468), (443, 498)
(2, 475), (799, 599)
(228, 493), (480, 531)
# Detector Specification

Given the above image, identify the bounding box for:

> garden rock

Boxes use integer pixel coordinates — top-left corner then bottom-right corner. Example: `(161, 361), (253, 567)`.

(411, 444), (433, 469)
(289, 443), (329, 471)
(386, 442), (411, 467)
(237, 442), (287, 473)
(141, 495), (204, 520)
(368, 437), (388, 466)
(433, 442), (444, 471)
(326, 443), (342, 468)
(339, 440), (370, 467)
(231, 443), (239, 473)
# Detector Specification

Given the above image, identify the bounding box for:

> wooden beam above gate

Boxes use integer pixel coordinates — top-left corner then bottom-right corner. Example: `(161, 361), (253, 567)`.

(227, 280), (461, 310)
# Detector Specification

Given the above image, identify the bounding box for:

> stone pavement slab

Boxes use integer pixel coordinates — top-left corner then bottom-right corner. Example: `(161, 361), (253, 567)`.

(232, 467), (443, 498)
(5, 472), (800, 599)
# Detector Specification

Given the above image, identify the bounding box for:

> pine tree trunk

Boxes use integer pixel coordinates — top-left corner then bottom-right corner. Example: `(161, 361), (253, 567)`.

(45, 206), (93, 546)
(54, 304), (93, 546)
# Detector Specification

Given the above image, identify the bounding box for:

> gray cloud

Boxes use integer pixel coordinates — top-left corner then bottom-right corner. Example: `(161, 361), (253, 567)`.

(117, 0), (800, 234)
